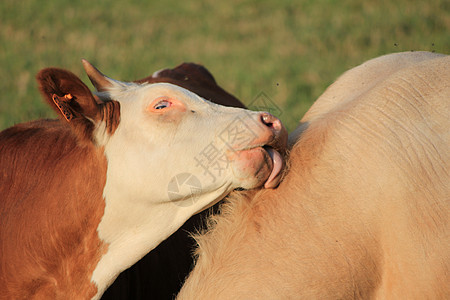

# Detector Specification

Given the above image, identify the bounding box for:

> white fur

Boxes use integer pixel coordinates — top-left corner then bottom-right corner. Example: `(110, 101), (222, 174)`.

(89, 82), (270, 298)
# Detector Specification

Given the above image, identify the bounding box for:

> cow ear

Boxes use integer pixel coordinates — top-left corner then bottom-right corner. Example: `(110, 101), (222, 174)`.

(37, 67), (120, 142)
(37, 68), (101, 122)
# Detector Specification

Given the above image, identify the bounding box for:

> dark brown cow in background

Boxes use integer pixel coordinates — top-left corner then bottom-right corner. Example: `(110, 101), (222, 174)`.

(136, 63), (246, 109)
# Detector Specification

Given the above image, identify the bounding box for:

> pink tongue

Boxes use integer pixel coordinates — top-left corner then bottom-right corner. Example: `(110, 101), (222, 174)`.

(264, 148), (283, 189)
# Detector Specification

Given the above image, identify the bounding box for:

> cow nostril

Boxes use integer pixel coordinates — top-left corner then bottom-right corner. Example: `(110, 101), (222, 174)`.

(261, 112), (282, 131)
(261, 113), (274, 128)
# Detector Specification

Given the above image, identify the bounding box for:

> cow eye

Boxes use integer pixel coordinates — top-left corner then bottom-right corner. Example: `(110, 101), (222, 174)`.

(154, 100), (171, 110)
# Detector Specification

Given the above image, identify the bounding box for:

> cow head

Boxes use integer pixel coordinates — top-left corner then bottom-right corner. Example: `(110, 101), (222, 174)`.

(37, 60), (287, 208)
(78, 60), (287, 192)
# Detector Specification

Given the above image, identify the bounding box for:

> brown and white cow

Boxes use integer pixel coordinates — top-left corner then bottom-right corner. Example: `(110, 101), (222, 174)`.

(178, 51), (450, 299)
(0, 62), (287, 299)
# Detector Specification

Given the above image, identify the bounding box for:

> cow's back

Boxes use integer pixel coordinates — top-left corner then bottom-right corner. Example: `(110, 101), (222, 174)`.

(292, 52), (450, 298)
(315, 52), (449, 298)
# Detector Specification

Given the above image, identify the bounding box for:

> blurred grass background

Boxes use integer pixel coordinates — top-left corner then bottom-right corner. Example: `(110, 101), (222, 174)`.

(1, 0), (449, 131)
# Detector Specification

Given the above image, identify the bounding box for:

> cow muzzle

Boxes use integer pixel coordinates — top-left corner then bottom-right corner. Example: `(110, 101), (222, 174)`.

(226, 112), (288, 189)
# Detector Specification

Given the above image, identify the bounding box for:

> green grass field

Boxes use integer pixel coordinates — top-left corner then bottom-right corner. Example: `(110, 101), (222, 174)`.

(1, 0), (449, 131)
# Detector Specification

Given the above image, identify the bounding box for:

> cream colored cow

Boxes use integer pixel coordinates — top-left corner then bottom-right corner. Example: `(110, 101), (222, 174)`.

(179, 52), (450, 299)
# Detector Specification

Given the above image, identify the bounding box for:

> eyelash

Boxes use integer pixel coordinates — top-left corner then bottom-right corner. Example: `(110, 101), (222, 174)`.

(154, 100), (171, 110)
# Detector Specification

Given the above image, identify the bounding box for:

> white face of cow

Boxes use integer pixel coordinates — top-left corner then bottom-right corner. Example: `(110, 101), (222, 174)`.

(81, 62), (287, 294)
(98, 80), (286, 204)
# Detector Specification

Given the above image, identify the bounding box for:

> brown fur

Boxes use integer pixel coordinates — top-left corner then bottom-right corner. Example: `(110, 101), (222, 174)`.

(178, 52), (450, 299)
(0, 67), (121, 299)
(0, 121), (108, 299)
